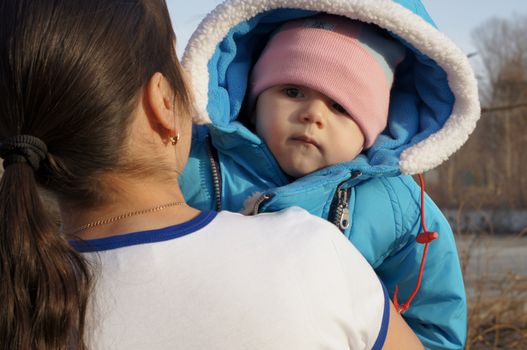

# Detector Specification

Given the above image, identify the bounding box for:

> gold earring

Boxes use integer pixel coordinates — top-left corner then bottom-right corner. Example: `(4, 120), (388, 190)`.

(169, 133), (180, 146)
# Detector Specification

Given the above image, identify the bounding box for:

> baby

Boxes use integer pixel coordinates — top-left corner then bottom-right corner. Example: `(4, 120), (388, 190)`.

(181, 13), (467, 348)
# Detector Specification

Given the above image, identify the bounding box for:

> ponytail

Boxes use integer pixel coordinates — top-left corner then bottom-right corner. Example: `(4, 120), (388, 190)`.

(0, 158), (92, 349)
(0, 0), (194, 347)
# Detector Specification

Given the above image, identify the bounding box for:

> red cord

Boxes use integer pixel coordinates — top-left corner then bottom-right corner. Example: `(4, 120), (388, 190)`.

(394, 174), (438, 314)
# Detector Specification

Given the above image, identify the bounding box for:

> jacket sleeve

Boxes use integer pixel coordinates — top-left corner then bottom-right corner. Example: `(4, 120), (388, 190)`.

(354, 176), (467, 350)
(179, 125), (216, 211)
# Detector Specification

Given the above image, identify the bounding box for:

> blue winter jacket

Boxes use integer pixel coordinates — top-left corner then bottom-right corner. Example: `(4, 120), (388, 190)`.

(179, 1), (481, 349)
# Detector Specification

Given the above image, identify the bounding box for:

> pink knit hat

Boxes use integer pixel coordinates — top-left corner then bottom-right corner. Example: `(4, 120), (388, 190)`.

(248, 15), (406, 148)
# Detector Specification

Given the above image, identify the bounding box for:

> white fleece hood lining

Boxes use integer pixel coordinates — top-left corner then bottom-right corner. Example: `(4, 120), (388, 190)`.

(182, 0), (480, 175)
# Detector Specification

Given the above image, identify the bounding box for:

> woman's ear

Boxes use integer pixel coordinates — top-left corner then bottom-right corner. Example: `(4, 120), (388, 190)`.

(145, 72), (178, 136)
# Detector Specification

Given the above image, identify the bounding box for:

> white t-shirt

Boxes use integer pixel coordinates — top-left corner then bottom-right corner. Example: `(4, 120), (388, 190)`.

(73, 207), (389, 349)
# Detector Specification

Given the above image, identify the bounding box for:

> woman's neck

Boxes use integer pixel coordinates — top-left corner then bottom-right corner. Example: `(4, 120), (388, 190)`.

(61, 176), (200, 240)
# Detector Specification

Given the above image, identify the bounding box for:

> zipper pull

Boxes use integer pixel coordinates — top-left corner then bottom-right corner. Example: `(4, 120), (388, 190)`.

(252, 194), (271, 215)
(337, 188), (350, 231)
(339, 206), (350, 230)
(337, 171), (361, 230)
(329, 172), (361, 232)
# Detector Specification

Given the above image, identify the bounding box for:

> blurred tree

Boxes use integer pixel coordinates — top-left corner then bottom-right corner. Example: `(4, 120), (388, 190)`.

(472, 15), (527, 108)
(473, 15), (527, 208)
(426, 14), (527, 217)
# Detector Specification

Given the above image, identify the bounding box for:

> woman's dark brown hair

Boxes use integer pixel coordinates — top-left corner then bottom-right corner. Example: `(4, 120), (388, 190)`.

(0, 0), (193, 348)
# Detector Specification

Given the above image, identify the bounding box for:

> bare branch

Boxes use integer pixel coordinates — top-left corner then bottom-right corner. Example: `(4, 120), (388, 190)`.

(482, 103), (527, 113)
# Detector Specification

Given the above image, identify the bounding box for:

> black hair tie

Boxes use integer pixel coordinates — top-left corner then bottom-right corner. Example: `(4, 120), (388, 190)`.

(0, 135), (48, 171)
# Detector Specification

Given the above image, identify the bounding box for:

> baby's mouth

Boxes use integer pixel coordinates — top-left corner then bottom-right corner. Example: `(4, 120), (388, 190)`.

(291, 135), (320, 149)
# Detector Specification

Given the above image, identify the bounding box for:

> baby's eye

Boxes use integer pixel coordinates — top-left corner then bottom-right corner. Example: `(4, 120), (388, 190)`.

(282, 87), (304, 98)
(332, 102), (348, 115)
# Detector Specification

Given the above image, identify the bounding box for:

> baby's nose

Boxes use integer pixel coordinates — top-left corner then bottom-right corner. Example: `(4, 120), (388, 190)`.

(300, 99), (328, 126)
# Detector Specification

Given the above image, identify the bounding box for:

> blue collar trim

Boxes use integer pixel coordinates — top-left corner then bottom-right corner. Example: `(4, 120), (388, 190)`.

(372, 280), (390, 350)
(69, 211), (217, 253)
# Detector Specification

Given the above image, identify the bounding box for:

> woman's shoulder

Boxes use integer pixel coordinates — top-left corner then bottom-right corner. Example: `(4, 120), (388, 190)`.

(212, 207), (389, 348)
(215, 207), (386, 304)
(215, 206), (345, 245)
(211, 207), (377, 279)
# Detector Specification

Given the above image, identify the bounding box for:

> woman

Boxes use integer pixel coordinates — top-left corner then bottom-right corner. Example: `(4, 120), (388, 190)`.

(0, 0), (422, 349)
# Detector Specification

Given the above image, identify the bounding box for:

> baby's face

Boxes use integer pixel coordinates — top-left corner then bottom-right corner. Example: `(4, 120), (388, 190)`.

(255, 85), (365, 178)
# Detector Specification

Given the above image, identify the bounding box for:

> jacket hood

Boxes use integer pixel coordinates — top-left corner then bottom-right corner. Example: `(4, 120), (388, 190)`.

(182, 0), (480, 175)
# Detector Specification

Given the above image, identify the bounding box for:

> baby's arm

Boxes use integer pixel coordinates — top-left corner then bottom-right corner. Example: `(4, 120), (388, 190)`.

(373, 176), (467, 349)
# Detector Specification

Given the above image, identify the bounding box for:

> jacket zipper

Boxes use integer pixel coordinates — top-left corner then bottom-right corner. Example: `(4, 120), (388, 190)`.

(332, 187), (351, 231)
(252, 193), (273, 215)
(329, 171), (362, 233)
(205, 136), (222, 211)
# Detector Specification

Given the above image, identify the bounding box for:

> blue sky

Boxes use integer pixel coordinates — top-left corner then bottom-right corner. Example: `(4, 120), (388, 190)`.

(168, 0), (527, 58)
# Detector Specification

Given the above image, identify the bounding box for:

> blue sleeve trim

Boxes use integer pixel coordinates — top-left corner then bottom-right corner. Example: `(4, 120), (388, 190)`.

(69, 211), (217, 252)
(371, 280), (390, 350)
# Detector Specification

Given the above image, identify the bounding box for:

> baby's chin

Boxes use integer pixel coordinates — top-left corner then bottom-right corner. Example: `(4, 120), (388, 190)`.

(283, 164), (329, 179)
(283, 157), (359, 179)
